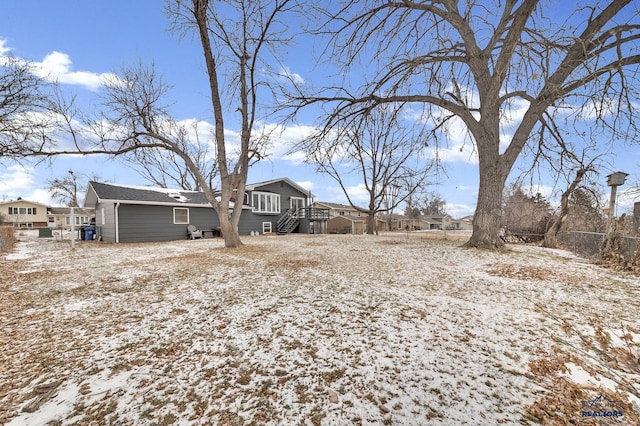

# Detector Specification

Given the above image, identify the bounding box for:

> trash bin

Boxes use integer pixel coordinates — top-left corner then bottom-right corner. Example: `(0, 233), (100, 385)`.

(80, 227), (86, 240)
(84, 227), (95, 241)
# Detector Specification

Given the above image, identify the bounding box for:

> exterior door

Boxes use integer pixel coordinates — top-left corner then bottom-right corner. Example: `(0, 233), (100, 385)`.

(290, 197), (305, 217)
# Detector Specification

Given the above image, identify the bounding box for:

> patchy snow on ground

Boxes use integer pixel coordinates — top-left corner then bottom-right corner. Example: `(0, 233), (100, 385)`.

(1, 231), (638, 425)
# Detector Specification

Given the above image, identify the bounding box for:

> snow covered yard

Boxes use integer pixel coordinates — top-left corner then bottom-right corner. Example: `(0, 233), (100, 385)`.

(1, 232), (638, 425)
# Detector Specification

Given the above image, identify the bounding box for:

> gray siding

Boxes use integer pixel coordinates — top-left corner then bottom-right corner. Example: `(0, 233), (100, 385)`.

(92, 180), (312, 243)
(248, 181), (311, 233)
(117, 204), (219, 243)
(95, 202), (117, 243)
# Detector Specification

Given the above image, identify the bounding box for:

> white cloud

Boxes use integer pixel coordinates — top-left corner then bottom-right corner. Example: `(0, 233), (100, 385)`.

(0, 165), (36, 198)
(0, 43), (117, 91)
(445, 203), (476, 219)
(296, 180), (314, 192)
(32, 51), (116, 91)
(0, 165), (62, 205)
(520, 184), (556, 199)
(0, 38), (10, 56)
(253, 122), (317, 163)
(277, 65), (305, 84)
(26, 188), (57, 206)
(328, 183), (369, 205)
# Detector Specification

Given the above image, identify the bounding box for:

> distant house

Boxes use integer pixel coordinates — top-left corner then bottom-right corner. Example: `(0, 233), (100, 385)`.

(421, 215), (453, 230)
(47, 207), (95, 229)
(312, 201), (367, 234)
(83, 178), (329, 243)
(383, 214), (474, 231)
(313, 202), (364, 218)
(0, 199), (49, 229)
(452, 215), (474, 230)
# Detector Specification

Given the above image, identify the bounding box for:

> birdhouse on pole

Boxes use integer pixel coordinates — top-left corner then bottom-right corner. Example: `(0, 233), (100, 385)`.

(605, 171), (628, 229)
(606, 171), (629, 187)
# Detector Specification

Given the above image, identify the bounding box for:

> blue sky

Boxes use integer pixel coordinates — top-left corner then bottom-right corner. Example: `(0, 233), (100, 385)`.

(1, 1), (638, 218)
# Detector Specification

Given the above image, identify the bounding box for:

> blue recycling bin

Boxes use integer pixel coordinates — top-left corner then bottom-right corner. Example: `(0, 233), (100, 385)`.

(84, 227), (95, 241)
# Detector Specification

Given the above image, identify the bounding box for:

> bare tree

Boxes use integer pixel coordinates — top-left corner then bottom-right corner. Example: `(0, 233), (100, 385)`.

(0, 56), (53, 159)
(418, 191), (448, 216)
(290, 0), (640, 249)
(301, 106), (434, 234)
(17, 0), (295, 248)
(518, 131), (604, 247)
(48, 170), (81, 207)
(122, 120), (217, 191)
(47, 170), (101, 207)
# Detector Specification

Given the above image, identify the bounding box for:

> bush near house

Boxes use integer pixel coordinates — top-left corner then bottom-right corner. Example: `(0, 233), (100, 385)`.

(0, 225), (15, 253)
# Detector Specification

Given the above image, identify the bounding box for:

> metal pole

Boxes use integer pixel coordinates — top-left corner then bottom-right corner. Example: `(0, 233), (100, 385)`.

(608, 185), (618, 234)
(70, 207), (75, 250)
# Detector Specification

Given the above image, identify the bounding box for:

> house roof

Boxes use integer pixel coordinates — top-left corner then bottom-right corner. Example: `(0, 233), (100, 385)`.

(84, 178), (310, 208)
(0, 199), (49, 208)
(84, 181), (210, 207)
(313, 201), (363, 211)
(48, 207), (95, 216)
(246, 177), (314, 197)
(329, 214), (364, 223)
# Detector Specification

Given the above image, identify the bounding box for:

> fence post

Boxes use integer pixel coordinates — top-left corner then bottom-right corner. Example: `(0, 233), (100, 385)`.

(573, 231), (576, 254)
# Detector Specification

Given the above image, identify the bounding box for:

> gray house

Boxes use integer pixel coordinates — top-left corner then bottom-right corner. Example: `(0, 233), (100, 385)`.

(83, 178), (329, 243)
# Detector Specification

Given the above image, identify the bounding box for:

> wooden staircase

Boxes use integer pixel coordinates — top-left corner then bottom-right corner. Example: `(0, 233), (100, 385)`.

(276, 210), (300, 234)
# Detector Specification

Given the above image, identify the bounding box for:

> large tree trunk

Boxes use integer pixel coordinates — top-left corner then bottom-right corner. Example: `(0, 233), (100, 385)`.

(464, 153), (508, 250)
(219, 209), (243, 248)
(367, 211), (376, 235)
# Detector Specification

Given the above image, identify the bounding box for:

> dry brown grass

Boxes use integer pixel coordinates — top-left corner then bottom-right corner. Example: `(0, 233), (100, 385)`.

(2, 233), (638, 424)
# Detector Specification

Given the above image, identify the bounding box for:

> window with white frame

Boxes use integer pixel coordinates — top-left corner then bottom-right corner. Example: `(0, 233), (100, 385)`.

(173, 207), (189, 224)
(252, 192), (280, 214)
(263, 222), (272, 233)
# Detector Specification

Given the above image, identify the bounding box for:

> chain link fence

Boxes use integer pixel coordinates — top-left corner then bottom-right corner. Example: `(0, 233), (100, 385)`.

(557, 230), (640, 261)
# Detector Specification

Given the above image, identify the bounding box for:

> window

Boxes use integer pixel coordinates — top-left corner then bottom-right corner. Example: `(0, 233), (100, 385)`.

(252, 192), (280, 214)
(263, 222), (272, 233)
(173, 207), (189, 224)
(8, 207), (13, 214)
(48, 216), (55, 223)
(19, 208), (27, 214)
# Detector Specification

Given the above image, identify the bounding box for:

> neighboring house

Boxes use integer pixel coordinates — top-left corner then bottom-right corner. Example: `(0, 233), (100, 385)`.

(421, 214), (454, 230)
(313, 202), (364, 218)
(0, 199), (49, 229)
(451, 215), (474, 230)
(83, 178), (329, 243)
(389, 214), (473, 231)
(47, 207), (96, 229)
(313, 201), (368, 234)
(396, 217), (432, 231)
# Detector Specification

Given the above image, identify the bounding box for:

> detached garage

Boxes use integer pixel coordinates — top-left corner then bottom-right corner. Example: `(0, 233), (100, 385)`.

(328, 215), (365, 234)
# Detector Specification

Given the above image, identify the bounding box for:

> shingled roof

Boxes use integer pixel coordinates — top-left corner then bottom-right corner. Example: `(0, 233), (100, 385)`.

(85, 181), (211, 207)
